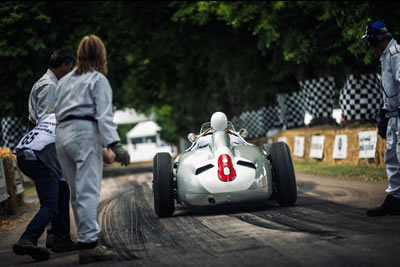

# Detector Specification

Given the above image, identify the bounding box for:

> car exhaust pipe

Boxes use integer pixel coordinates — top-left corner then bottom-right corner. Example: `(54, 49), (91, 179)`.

(207, 196), (216, 205)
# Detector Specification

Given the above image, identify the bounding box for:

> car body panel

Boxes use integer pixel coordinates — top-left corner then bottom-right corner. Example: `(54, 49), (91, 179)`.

(175, 129), (273, 206)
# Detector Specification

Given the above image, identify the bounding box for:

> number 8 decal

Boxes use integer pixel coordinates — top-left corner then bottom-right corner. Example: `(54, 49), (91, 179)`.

(218, 154), (236, 182)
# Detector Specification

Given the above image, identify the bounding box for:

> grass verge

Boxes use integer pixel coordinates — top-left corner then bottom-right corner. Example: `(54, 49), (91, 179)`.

(23, 182), (37, 197)
(293, 160), (387, 182)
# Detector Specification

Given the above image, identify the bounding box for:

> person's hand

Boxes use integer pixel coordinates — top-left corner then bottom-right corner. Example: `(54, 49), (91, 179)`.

(109, 142), (130, 166)
(102, 148), (115, 164)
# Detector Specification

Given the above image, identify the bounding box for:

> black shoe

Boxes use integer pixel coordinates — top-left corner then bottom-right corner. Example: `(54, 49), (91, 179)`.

(52, 238), (79, 253)
(46, 231), (55, 249)
(13, 239), (50, 261)
(366, 194), (400, 217)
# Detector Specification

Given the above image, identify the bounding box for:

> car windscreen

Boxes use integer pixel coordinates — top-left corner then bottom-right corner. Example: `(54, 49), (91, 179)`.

(199, 121), (236, 134)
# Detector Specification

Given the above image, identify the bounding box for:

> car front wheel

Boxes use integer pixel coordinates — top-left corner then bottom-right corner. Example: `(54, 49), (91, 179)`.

(153, 152), (175, 217)
(268, 142), (297, 206)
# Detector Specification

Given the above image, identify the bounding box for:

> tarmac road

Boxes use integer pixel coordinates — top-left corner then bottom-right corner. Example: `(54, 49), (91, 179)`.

(1, 166), (399, 267)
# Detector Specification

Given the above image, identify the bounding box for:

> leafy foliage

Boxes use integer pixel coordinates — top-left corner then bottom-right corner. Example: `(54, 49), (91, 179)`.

(2, 1), (400, 144)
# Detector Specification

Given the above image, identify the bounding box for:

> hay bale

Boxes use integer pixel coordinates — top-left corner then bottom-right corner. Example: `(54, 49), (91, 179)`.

(0, 147), (24, 215)
(249, 125), (385, 168)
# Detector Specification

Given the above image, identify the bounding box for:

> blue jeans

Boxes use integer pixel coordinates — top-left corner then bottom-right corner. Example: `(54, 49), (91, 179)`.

(17, 153), (70, 245)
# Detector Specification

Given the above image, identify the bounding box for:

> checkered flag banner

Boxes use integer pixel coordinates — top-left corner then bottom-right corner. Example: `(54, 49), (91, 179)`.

(239, 110), (265, 139)
(232, 106), (284, 139)
(1, 116), (27, 150)
(261, 105), (284, 129)
(277, 91), (306, 129)
(339, 73), (383, 122)
(277, 94), (287, 126)
(0, 121), (3, 147)
(300, 77), (335, 119)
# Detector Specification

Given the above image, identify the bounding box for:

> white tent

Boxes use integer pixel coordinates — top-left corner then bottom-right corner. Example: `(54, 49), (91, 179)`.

(127, 121), (160, 139)
(113, 108), (154, 125)
(126, 121), (177, 162)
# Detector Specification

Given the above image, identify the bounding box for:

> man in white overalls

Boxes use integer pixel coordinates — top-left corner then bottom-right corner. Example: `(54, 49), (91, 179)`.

(363, 21), (400, 216)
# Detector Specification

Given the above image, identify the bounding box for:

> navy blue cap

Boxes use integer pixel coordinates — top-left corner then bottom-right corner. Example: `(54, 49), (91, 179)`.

(362, 20), (389, 39)
(371, 21), (387, 31)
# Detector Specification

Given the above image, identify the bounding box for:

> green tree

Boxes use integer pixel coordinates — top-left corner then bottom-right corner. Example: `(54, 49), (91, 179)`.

(2, 1), (400, 145)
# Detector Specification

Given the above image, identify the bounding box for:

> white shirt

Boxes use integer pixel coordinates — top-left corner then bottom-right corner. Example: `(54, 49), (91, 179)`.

(55, 70), (120, 146)
(381, 39), (400, 111)
(28, 69), (58, 123)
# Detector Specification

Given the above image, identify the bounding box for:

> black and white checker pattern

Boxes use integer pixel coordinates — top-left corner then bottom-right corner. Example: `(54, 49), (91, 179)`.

(277, 90), (306, 129)
(239, 110), (265, 139)
(1, 116), (27, 150)
(261, 105), (284, 129)
(0, 121), (3, 147)
(232, 106), (285, 139)
(339, 73), (383, 122)
(300, 77), (335, 119)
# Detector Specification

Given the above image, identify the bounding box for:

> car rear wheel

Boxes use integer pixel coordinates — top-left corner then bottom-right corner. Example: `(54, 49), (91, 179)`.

(268, 142), (297, 206)
(153, 152), (175, 217)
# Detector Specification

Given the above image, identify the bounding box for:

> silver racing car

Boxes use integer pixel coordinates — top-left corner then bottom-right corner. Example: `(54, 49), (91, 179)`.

(152, 112), (297, 217)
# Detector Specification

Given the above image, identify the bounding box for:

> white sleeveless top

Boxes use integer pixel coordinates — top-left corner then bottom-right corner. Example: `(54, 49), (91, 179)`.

(14, 113), (56, 152)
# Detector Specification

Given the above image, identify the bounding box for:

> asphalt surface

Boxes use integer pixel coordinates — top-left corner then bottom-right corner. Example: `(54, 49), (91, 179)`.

(1, 166), (399, 267)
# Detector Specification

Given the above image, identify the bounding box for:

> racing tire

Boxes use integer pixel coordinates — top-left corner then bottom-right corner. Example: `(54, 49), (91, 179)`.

(153, 152), (175, 217)
(269, 142), (297, 206)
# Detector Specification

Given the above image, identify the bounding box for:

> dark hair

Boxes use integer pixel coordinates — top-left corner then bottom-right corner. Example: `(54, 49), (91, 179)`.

(48, 49), (76, 69)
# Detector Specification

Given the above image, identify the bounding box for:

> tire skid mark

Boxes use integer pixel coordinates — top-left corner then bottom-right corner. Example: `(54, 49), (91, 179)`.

(241, 192), (378, 238)
(140, 179), (247, 258)
(246, 209), (341, 238)
(137, 182), (217, 258)
(129, 186), (148, 256)
(99, 176), (263, 261)
(134, 182), (189, 254)
(232, 214), (291, 232)
(114, 187), (146, 255)
(134, 183), (161, 230)
(99, 180), (198, 262)
(288, 197), (392, 235)
(99, 198), (129, 260)
(193, 218), (226, 239)
(98, 189), (139, 261)
(176, 206), (227, 239)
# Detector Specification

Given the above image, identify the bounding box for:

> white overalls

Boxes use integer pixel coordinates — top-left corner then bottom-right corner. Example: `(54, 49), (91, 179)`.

(54, 70), (120, 243)
(28, 69), (58, 124)
(381, 39), (400, 198)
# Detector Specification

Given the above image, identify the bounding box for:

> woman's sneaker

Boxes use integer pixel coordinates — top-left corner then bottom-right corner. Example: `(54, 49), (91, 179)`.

(79, 244), (114, 264)
(13, 239), (50, 261)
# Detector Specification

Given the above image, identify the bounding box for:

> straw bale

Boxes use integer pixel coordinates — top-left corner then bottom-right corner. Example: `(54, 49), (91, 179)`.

(249, 125), (385, 168)
(0, 147), (24, 215)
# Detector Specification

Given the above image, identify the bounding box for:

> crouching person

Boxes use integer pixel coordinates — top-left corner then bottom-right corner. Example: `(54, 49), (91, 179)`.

(12, 112), (78, 262)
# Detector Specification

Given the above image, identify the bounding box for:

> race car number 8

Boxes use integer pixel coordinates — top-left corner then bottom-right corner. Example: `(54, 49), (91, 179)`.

(218, 154), (236, 182)
(21, 132), (39, 145)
